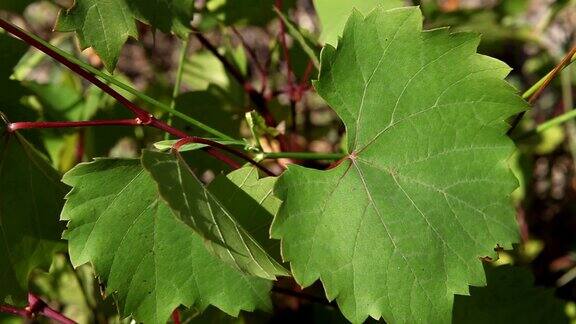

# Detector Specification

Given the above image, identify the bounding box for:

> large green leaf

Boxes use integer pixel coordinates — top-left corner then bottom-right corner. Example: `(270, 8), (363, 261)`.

(0, 118), (66, 303)
(314, 0), (404, 45)
(453, 264), (569, 323)
(271, 6), (527, 323)
(142, 151), (288, 280)
(56, 0), (194, 71)
(61, 159), (272, 323)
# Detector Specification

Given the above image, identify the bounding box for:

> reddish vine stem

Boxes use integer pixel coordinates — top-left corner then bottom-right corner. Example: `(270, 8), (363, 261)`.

(192, 27), (290, 151)
(508, 44), (576, 135)
(0, 293), (76, 324)
(275, 0), (298, 132)
(171, 309), (181, 324)
(230, 26), (269, 93)
(0, 18), (275, 175)
(172, 137), (275, 176)
(0, 19), (150, 123)
(8, 119), (141, 131)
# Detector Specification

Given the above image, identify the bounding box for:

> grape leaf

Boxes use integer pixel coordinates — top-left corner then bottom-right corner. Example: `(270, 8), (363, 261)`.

(0, 117), (66, 303)
(271, 6), (527, 323)
(314, 0), (404, 45)
(142, 150), (288, 280)
(209, 166), (283, 263)
(453, 264), (569, 323)
(61, 159), (272, 323)
(56, 0), (194, 71)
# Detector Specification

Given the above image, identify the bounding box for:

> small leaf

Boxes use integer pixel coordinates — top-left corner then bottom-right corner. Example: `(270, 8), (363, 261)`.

(153, 138), (244, 152)
(0, 117), (66, 303)
(56, 0), (194, 71)
(272, 6), (528, 323)
(142, 150), (288, 280)
(61, 159), (272, 323)
(453, 264), (570, 324)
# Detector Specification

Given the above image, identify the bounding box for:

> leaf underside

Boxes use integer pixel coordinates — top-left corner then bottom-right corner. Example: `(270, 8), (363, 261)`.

(142, 151), (288, 280)
(61, 159), (272, 323)
(272, 6), (527, 323)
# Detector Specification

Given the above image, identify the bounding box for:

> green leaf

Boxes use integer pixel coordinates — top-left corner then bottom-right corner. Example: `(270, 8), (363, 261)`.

(153, 138), (245, 152)
(0, 118), (66, 303)
(453, 264), (569, 323)
(173, 86), (244, 139)
(142, 150), (288, 280)
(209, 166), (283, 263)
(314, 0), (404, 45)
(271, 6), (527, 323)
(56, 0), (194, 71)
(61, 159), (272, 323)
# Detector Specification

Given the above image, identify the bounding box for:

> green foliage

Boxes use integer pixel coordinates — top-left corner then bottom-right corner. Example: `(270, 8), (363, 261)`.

(1, 1), (571, 323)
(61, 159), (272, 323)
(0, 118), (66, 303)
(56, 0), (194, 71)
(453, 264), (569, 324)
(142, 150), (287, 280)
(272, 6), (527, 323)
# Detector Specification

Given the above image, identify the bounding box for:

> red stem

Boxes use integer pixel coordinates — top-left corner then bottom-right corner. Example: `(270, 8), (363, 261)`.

(0, 18), (274, 175)
(275, 0), (295, 100)
(230, 26), (268, 94)
(0, 293), (77, 324)
(171, 309), (181, 324)
(0, 19), (151, 123)
(8, 119), (141, 131)
(173, 137), (276, 176)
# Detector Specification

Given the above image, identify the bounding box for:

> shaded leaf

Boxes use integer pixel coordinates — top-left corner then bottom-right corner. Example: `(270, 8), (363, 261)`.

(272, 6), (527, 323)
(453, 264), (569, 324)
(142, 150), (288, 280)
(209, 166), (283, 263)
(61, 159), (272, 323)
(0, 0), (35, 14)
(0, 118), (66, 303)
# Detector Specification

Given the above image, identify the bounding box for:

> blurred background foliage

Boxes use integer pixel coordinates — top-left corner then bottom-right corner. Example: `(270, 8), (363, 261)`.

(1, 0), (576, 322)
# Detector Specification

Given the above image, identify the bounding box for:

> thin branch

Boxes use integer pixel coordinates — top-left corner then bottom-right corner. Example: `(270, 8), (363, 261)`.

(0, 19), (151, 123)
(8, 119), (141, 131)
(230, 26), (268, 93)
(166, 35), (191, 139)
(0, 293), (77, 324)
(0, 19), (276, 173)
(275, 0), (298, 132)
(171, 309), (181, 324)
(508, 44), (576, 135)
(0, 18), (233, 140)
(192, 28), (278, 129)
(192, 28), (246, 86)
(173, 137), (276, 176)
(261, 152), (345, 160)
